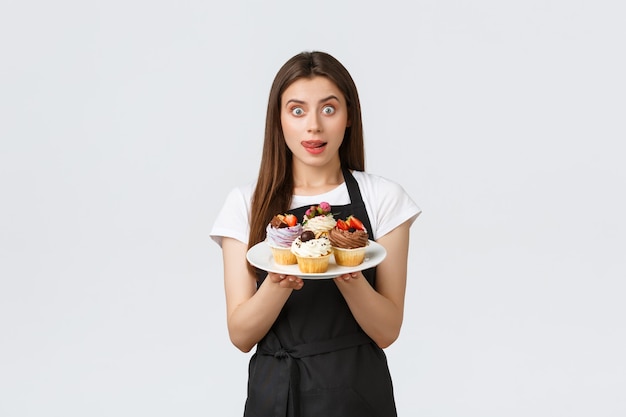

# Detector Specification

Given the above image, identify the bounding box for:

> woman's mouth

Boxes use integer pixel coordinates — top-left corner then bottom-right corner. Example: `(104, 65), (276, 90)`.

(301, 140), (327, 154)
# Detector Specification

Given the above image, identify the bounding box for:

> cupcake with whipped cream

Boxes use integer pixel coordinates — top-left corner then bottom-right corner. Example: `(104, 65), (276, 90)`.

(290, 230), (332, 273)
(302, 202), (336, 238)
(265, 213), (302, 265)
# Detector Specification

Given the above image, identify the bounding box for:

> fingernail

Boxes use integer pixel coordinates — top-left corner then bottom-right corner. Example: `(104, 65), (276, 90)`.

(279, 275), (285, 279)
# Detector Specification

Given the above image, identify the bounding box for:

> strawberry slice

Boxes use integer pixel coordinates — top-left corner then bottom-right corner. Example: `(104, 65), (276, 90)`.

(336, 219), (350, 230)
(284, 214), (297, 227)
(346, 216), (365, 231)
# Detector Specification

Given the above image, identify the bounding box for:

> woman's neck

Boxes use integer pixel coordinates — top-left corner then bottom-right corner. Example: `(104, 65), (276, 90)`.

(292, 160), (344, 196)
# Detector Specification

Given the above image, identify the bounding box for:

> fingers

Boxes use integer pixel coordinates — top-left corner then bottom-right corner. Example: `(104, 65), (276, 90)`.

(336, 271), (360, 283)
(267, 272), (283, 283)
(279, 274), (304, 290)
(269, 273), (304, 290)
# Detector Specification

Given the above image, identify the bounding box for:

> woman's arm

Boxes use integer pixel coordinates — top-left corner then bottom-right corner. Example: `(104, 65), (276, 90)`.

(333, 220), (411, 348)
(222, 237), (304, 352)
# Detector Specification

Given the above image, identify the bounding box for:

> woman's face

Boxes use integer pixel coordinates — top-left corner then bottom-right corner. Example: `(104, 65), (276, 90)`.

(280, 76), (349, 169)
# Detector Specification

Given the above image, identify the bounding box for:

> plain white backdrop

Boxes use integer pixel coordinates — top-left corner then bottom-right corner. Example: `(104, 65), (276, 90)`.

(1, 1), (625, 416)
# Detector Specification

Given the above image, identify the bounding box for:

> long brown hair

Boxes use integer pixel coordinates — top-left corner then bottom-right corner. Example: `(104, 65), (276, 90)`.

(248, 51), (365, 251)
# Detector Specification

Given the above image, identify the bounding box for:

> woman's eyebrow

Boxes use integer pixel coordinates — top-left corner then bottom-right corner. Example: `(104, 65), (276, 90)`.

(284, 98), (305, 106)
(318, 95), (340, 103)
(284, 95), (341, 106)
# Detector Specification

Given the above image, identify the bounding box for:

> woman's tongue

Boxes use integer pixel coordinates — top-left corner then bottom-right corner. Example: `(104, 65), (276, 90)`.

(302, 140), (327, 154)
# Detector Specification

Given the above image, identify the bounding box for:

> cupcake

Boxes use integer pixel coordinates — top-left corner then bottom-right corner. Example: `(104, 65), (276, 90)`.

(302, 202), (336, 238)
(265, 213), (302, 265)
(290, 230), (333, 273)
(328, 215), (369, 266)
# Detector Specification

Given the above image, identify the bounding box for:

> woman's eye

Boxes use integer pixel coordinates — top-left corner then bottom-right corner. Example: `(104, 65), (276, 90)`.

(322, 106), (335, 115)
(291, 107), (304, 116)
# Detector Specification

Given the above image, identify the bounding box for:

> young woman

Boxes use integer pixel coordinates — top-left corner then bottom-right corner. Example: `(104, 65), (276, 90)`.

(211, 51), (421, 417)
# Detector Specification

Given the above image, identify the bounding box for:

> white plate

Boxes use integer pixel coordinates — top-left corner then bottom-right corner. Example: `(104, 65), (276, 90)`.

(246, 240), (387, 280)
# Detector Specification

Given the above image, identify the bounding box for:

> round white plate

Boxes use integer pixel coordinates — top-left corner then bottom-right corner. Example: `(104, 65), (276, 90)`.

(246, 240), (387, 279)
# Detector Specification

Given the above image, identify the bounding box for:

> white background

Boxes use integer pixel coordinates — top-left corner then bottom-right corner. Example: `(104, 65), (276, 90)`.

(1, 1), (625, 416)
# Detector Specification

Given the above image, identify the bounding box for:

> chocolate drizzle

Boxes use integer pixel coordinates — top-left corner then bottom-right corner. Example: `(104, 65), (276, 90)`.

(328, 228), (369, 249)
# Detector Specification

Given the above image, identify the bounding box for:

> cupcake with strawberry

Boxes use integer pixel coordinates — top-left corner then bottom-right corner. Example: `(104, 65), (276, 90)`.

(302, 202), (336, 238)
(328, 215), (369, 266)
(265, 213), (302, 265)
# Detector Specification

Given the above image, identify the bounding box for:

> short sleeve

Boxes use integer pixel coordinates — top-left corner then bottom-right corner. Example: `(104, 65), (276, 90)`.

(353, 171), (421, 239)
(209, 184), (253, 247)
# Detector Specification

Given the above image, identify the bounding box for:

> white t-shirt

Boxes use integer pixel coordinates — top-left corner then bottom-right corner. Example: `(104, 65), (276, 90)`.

(210, 171), (421, 247)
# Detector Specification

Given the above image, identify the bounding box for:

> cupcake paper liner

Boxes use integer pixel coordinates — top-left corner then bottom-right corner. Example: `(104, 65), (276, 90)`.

(294, 253), (332, 273)
(270, 246), (297, 265)
(332, 246), (367, 266)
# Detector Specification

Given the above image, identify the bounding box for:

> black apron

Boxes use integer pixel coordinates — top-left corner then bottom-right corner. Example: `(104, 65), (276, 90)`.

(245, 168), (397, 417)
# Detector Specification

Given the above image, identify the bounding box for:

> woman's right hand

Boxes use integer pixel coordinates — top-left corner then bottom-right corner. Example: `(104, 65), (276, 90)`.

(267, 272), (305, 290)
(222, 237), (304, 351)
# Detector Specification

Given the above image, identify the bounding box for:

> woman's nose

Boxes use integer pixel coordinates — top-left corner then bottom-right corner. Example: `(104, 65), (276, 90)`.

(307, 114), (322, 132)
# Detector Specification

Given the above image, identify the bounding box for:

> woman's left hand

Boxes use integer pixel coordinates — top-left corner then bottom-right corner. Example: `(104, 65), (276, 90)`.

(335, 271), (362, 283)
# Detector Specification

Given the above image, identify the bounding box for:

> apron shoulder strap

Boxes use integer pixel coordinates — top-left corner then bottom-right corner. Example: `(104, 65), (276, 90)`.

(341, 167), (375, 239)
